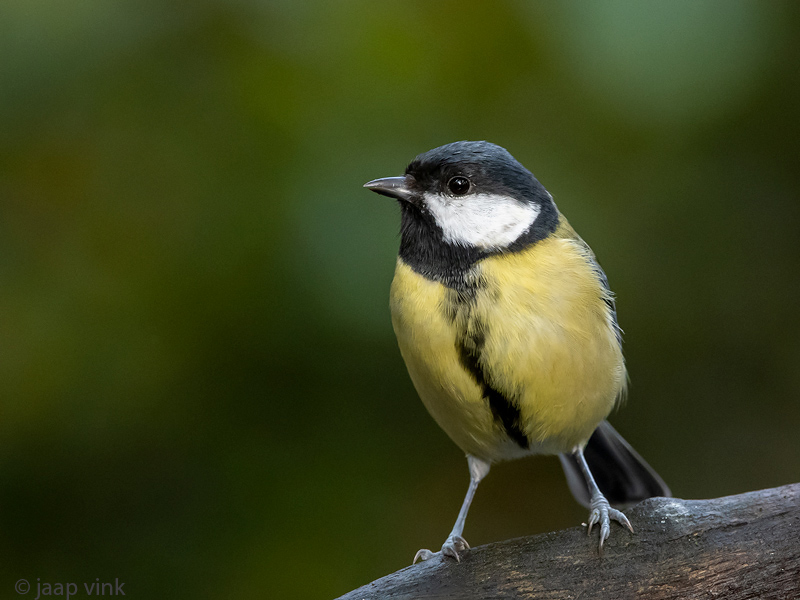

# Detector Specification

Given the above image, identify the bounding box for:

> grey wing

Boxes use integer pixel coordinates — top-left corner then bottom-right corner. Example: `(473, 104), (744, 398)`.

(589, 257), (623, 348)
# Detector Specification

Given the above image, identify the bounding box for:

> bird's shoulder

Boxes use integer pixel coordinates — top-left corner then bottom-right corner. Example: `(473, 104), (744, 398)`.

(550, 213), (595, 255)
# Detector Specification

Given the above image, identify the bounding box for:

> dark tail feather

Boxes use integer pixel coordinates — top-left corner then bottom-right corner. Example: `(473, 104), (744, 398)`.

(558, 421), (671, 509)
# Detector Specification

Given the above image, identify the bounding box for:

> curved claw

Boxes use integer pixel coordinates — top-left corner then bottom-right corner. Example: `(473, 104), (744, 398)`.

(452, 534), (470, 550)
(441, 534), (470, 562)
(586, 497), (633, 551)
(413, 548), (435, 564)
(610, 507), (634, 533)
(414, 534), (471, 564)
(587, 509), (600, 534)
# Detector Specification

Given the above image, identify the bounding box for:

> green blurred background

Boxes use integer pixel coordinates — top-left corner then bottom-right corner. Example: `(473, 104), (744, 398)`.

(2, 1), (799, 598)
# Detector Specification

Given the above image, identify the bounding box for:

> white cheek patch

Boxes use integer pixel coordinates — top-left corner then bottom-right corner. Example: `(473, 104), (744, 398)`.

(422, 192), (540, 249)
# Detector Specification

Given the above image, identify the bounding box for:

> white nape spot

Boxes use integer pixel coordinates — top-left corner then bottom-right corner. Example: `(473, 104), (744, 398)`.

(422, 192), (540, 249)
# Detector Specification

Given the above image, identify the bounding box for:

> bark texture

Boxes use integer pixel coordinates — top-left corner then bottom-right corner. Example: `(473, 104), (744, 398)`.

(336, 483), (800, 600)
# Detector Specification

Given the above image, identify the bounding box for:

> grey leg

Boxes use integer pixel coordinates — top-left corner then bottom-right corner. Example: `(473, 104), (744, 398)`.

(573, 446), (633, 550)
(413, 455), (491, 563)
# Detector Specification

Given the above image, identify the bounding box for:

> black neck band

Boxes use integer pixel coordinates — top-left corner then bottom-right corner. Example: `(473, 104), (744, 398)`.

(398, 199), (559, 289)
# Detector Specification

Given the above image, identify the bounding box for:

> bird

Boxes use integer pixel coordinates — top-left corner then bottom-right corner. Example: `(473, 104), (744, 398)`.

(363, 141), (670, 564)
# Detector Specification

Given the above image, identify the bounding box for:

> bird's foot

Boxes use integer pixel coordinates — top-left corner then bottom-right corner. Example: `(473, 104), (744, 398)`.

(586, 494), (633, 550)
(413, 534), (470, 564)
(441, 534), (470, 562)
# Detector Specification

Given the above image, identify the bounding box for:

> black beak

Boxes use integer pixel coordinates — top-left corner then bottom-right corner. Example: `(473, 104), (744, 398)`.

(363, 176), (414, 202)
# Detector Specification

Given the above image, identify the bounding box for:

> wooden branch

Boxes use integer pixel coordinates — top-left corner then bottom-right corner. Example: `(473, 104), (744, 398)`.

(336, 483), (800, 600)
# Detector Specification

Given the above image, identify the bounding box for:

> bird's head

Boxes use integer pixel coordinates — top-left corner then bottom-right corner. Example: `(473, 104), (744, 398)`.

(364, 141), (557, 252)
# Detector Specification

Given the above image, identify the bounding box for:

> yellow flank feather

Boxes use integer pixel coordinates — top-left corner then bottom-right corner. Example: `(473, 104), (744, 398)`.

(389, 216), (626, 463)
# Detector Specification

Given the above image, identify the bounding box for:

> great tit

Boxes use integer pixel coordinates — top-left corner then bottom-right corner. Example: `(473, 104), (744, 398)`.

(364, 141), (670, 563)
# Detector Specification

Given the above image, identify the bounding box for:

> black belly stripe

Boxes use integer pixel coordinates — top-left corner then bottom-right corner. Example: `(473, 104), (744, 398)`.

(456, 328), (529, 450)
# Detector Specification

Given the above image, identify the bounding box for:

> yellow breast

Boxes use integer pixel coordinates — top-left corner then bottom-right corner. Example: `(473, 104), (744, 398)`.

(389, 223), (626, 462)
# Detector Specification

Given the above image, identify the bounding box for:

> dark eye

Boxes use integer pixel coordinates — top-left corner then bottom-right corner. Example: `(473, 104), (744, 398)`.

(447, 176), (471, 196)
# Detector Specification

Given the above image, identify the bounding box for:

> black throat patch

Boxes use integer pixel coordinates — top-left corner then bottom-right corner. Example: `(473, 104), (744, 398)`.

(398, 199), (559, 291)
